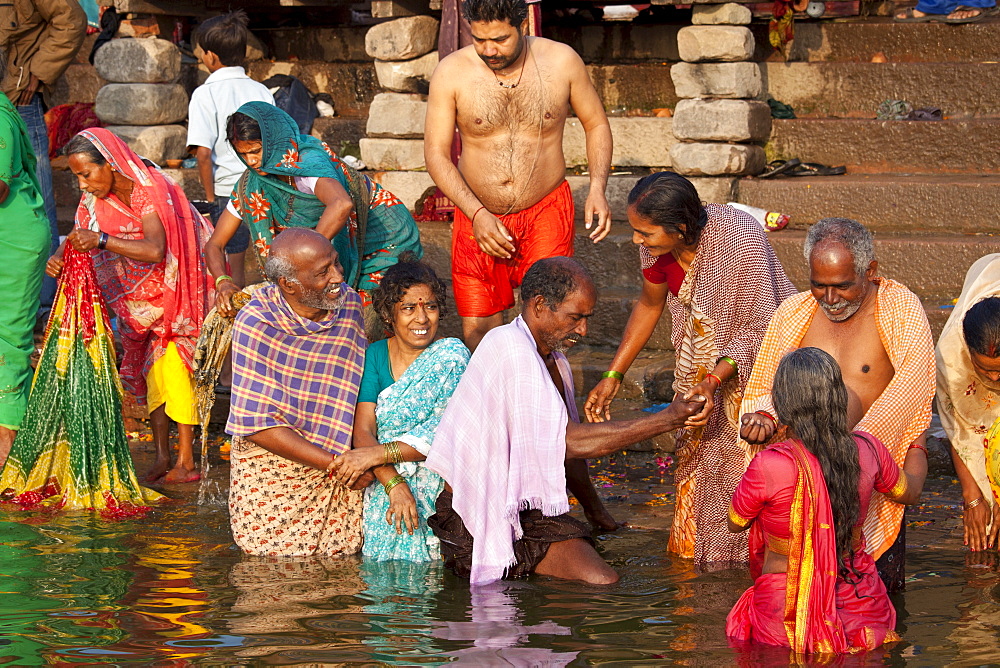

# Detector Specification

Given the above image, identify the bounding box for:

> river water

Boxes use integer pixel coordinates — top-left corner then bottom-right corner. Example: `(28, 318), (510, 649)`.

(0, 450), (997, 666)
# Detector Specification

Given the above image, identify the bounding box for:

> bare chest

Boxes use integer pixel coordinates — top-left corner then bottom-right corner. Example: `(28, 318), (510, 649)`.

(456, 73), (568, 139)
(801, 309), (895, 409)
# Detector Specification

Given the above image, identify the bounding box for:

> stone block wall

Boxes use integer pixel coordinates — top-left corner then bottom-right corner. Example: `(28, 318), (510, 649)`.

(360, 16), (438, 174)
(93, 36), (187, 164)
(670, 3), (767, 192)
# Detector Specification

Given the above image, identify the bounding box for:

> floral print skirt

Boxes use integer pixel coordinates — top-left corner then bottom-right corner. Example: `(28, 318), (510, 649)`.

(229, 436), (363, 557)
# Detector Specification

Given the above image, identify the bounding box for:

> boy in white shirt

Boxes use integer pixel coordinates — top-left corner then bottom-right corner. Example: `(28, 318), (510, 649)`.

(187, 10), (274, 286)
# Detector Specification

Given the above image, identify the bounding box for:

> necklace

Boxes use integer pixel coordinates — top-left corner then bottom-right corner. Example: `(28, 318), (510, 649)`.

(492, 39), (529, 89)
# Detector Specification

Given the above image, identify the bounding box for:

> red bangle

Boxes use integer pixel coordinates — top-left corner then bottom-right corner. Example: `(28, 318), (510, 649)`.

(705, 372), (723, 387)
(756, 411), (777, 424)
(908, 442), (928, 454)
(471, 205), (487, 223)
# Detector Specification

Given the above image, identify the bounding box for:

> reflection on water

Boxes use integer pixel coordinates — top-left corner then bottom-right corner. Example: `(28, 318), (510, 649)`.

(1, 474), (999, 665)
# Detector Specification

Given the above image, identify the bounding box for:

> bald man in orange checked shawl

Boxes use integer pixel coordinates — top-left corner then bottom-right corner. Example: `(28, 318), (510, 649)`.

(739, 218), (934, 594)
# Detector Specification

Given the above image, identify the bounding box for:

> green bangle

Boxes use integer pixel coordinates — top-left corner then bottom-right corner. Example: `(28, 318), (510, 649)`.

(383, 474), (406, 495)
(215, 274), (233, 288)
(718, 356), (738, 373)
(602, 370), (625, 381)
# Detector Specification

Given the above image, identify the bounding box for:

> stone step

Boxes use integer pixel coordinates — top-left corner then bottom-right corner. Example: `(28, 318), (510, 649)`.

(567, 345), (676, 402)
(763, 61), (1000, 119)
(739, 173), (1000, 234)
(767, 118), (1000, 174)
(752, 18), (1000, 64)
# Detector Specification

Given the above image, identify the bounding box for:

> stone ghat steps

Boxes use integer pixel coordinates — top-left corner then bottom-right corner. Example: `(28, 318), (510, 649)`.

(751, 18), (1000, 64)
(763, 61), (1000, 119)
(767, 118), (1000, 175)
(739, 174), (1000, 234)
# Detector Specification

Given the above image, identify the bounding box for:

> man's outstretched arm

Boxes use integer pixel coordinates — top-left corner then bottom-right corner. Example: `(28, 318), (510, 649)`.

(566, 396), (704, 459)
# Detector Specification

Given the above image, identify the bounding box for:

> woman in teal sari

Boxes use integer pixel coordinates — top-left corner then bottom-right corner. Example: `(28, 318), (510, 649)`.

(330, 256), (469, 561)
(204, 101), (422, 316)
(0, 49), (52, 463)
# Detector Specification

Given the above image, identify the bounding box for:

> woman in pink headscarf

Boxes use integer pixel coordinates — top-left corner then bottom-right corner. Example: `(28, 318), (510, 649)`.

(47, 128), (211, 484)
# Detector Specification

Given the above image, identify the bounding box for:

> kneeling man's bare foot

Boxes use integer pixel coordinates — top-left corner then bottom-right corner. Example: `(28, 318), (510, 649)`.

(162, 465), (201, 484)
(585, 505), (621, 532)
(0, 426), (15, 468)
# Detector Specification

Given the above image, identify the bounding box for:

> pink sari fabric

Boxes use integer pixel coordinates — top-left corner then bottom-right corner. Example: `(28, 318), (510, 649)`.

(726, 437), (901, 656)
(72, 128), (211, 402)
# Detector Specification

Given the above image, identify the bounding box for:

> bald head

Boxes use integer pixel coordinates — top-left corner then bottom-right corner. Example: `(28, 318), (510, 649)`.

(265, 228), (346, 318)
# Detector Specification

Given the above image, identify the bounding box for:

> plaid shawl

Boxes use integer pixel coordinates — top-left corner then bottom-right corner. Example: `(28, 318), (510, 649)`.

(740, 278), (935, 558)
(227, 283), (367, 454)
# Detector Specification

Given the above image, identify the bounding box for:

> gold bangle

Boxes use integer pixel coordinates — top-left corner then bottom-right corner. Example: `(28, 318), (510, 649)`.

(384, 442), (402, 465)
(965, 497), (985, 510)
(325, 454), (337, 478)
(383, 474), (406, 495)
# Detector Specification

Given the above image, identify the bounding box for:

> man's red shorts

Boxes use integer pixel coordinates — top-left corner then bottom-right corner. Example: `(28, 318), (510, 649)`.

(452, 180), (575, 318)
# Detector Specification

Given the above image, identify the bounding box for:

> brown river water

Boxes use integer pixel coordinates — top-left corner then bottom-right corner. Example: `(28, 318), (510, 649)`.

(0, 444), (997, 666)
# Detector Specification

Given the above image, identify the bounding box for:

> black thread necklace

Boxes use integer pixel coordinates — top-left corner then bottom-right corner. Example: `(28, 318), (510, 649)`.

(492, 40), (529, 89)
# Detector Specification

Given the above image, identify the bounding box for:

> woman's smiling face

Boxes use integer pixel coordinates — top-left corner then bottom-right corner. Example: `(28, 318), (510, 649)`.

(392, 283), (440, 350)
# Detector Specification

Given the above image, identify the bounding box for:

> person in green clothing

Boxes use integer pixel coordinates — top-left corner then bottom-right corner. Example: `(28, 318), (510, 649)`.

(204, 101), (423, 326)
(0, 47), (52, 466)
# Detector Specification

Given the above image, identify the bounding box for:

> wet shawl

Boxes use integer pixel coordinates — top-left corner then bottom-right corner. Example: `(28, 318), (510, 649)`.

(426, 317), (576, 585)
(231, 101), (371, 288)
(227, 283), (367, 454)
(740, 278), (935, 558)
(73, 128), (210, 402)
(0, 244), (164, 516)
(937, 254), (1000, 517)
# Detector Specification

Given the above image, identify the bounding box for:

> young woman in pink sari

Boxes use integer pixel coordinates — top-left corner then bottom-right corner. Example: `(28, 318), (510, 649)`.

(726, 347), (927, 656)
(46, 129), (211, 484)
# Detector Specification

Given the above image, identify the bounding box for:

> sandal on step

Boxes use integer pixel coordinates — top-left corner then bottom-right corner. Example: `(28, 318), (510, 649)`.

(894, 7), (945, 21)
(943, 5), (994, 22)
(788, 162), (847, 176)
(758, 158), (801, 179)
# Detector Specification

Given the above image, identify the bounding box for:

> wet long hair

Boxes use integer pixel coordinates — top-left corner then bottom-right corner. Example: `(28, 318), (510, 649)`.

(772, 347), (861, 569)
(626, 171), (708, 246)
(964, 296), (1000, 358)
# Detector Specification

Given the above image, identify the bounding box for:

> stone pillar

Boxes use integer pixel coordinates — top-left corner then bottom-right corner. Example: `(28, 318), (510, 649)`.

(669, 4), (767, 198)
(360, 15), (438, 176)
(93, 37), (188, 164)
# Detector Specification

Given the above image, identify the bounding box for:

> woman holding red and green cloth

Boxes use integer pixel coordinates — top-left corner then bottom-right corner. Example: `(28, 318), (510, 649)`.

(726, 347), (927, 655)
(206, 101), (422, 319)
(46, 128), (212, 485)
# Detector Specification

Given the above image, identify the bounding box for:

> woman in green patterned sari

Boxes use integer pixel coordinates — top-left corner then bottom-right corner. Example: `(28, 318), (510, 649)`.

(204, 101), (422, 317)
(0, 48), (51, 465)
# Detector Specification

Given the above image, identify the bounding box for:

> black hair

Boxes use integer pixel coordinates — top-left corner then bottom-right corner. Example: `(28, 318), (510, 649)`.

(372, 252), (449, 333)
(520, 257), (592, 310)
(226, 111), (262, 144)
(964, 296), (1000, 358)
(64, 133), (106, 165)
(461, 0), (529, 26)
(194, 9), (250, 67)
(772, 347), (861, 574)
(627, 171), (707, 246)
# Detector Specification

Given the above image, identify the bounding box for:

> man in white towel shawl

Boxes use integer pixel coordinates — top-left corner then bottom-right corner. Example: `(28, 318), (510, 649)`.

(426, 257), (705, 585)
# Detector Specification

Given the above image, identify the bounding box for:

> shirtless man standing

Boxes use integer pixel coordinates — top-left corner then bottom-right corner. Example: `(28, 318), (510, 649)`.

(424, 0), (613, 350)
(738, 218), (935, 593)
